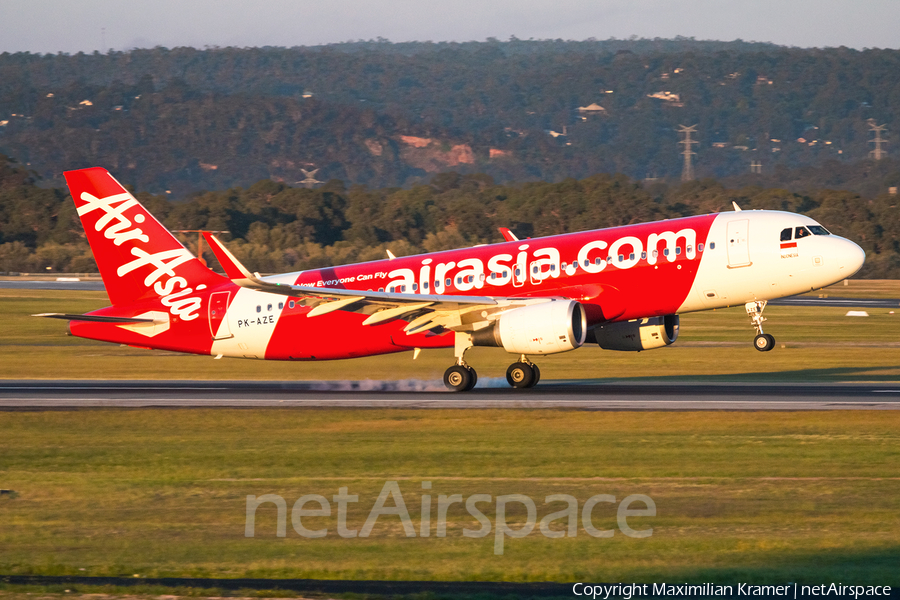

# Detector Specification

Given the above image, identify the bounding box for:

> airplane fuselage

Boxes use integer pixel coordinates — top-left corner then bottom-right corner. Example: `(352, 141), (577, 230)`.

(71, 209), (864, 361)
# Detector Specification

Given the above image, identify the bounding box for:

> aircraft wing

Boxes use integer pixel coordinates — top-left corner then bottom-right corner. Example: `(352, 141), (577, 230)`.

(204, 233), (549, 335)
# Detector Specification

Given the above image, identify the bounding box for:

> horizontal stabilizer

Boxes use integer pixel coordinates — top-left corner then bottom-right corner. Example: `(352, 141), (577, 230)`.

(32, 313), (158, 324)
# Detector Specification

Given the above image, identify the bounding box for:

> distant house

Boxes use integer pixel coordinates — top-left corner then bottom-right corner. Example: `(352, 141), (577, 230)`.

(577, 103), (606, 114)
(547, 126), (568, 138)
(647, 91), (680, 102)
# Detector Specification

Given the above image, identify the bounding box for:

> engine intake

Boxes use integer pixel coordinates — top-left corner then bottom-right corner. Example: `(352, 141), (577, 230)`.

(589, 314), (679, 351)
(473, 300), (587, 355)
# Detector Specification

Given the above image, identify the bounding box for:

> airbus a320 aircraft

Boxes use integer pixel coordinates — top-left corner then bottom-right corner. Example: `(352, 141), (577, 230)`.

(37, 168), (865, 391)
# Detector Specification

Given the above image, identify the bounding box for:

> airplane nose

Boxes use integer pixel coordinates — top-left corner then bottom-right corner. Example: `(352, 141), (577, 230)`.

(838, 239), (865, 277)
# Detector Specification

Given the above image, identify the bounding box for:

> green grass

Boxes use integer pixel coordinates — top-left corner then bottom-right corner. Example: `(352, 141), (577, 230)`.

(0, 410), (898, 584)
(1, 286), (899, 586)
(1, 287), (899, 382)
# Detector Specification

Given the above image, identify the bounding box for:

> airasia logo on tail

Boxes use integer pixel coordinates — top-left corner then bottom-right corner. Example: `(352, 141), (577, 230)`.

(76, 191), (203, 321)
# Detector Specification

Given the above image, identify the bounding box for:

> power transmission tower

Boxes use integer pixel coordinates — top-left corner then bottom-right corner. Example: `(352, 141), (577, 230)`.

(677, 125), (698, 181)
(868, 120), (888, 160)
(297, 168), (322, 189)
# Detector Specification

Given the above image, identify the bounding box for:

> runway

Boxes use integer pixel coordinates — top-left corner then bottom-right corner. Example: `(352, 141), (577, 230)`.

(1, 380), (898, 410)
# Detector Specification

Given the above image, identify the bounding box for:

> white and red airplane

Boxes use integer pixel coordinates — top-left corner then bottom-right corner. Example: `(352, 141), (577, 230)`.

(37, 167), (865, 391)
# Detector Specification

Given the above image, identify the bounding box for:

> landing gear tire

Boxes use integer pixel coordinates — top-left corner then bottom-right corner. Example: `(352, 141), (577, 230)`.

(465, 368), (478, 391)
(531, 364), (541, 386)
(506, 362), (536, 389)
(754, 333), (775, 352)
(444, 365), (477, 392)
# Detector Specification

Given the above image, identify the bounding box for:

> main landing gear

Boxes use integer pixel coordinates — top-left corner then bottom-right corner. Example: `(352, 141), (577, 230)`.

(442, 334), (542, 392)
(746, 300), (775, 352)
(506, 356), (541, 389)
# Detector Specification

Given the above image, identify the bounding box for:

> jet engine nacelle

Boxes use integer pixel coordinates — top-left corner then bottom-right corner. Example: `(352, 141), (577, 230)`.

(589, 314), (679, 351)
(473, 300), (587, 355)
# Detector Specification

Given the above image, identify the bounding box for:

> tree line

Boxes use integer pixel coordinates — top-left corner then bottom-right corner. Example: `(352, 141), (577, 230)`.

(1, 156), (897, 278)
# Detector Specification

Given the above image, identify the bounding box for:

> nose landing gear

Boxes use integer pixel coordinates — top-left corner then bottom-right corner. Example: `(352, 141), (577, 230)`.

(746, 300), (775, 352)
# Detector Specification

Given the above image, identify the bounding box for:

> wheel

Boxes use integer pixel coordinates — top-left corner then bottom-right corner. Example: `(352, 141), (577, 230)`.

(529, 364), (541, 388)
(753, 333), (775, 352)
(506, 362), (535, 389)
(464, 367), (478, 391)
(444, 365), (473, 392)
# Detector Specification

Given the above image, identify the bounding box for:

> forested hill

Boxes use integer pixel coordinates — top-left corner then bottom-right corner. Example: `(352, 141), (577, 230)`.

(0, 40), (898, 195)
(1, 156), (897, 278)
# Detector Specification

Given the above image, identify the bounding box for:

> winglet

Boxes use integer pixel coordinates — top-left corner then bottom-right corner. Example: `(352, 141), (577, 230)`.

(203, 233), (256, 281)
(498, 227), (519, 242)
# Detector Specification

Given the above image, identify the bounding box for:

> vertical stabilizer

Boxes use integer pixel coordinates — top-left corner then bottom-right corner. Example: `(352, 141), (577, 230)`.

(64, 167), (227, 306)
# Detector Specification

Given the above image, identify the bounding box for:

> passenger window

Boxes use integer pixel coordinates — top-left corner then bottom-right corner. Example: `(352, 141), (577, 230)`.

(664, 248), (670, 256)
(278, 302), (284, 309)
(795, 226), (811, 239)
(423, 281), (429, 290)
(780, 228), (792, 242)
(584, 259), (591, 267)
(595, 257), (602, 265)
(629, 253), (635, 260)
(446, 278), (452, 287)
(675, 247), (681, 255)
(288, 300), (295, 309)
(641, 251), (647, 260)
(652, 250), (659, 258)
(686, 245), (692, 254)
(550, 264), (556, 272)
(267, 303), (272, 311)
(515, 268), (521, 276)
(378, 287), (384, 292)
(412, 283), (418, 291)
(698, 243), (704, 252)
(256, 305), (261, 313)
(617, 254), (624, 262)
(710, 242), (716, 250)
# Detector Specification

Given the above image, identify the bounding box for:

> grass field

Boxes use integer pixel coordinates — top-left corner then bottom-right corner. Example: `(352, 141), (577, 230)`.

(1, 284), (899, 591)
(1, 410), (898, 585)
(1, 283), (899, 382)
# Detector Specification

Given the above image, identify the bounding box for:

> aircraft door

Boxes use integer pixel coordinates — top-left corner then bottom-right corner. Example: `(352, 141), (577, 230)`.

(209, 291), (233, 340)
(726, 219), (752, 268)
(512, 265), (525, 287)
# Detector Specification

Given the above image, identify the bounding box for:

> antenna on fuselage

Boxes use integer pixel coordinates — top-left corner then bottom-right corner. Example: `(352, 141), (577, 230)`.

(732, 201), (742, 212)
(386, 249), (396, 260)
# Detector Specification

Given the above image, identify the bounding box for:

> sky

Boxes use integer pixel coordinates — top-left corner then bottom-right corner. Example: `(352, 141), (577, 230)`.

(1, 0), (898, 54)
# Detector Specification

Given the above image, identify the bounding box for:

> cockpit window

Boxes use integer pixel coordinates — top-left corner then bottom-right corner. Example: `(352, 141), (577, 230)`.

(808, 225), (831, 235)
(795, 226), (812, 239)
(780, 228), (792, 242)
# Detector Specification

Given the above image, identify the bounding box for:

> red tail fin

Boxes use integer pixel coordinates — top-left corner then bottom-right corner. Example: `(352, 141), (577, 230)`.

(64, 167), (227, 306)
